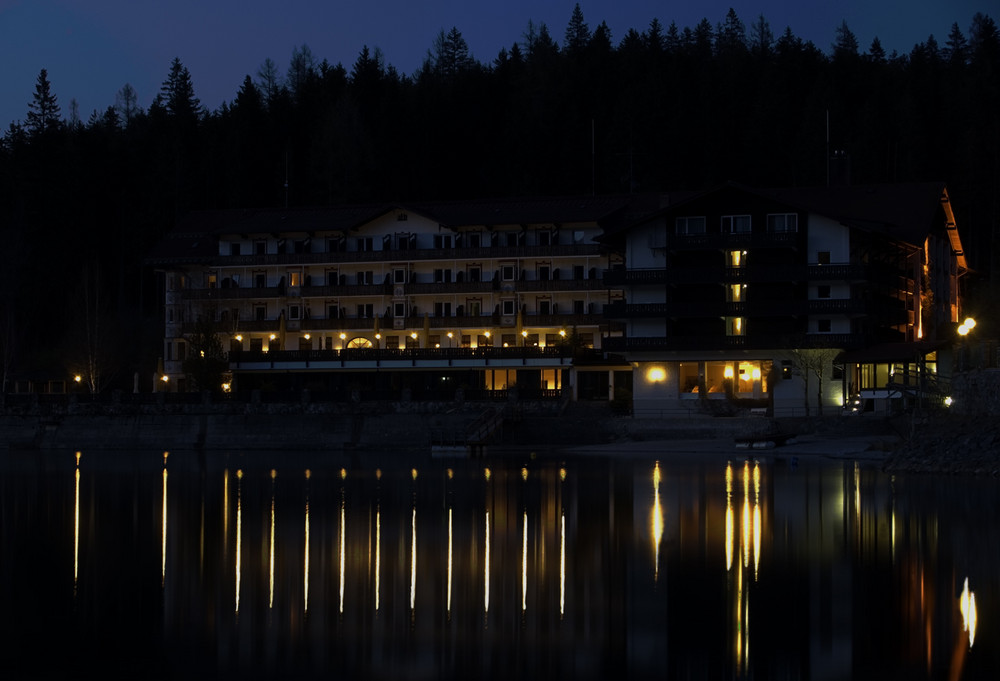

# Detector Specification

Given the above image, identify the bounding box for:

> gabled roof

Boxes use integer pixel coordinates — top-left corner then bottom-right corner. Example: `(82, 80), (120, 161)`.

(147, 194), (661, 265)
(758, 182), (950, 247)
(605, 181), (958, 252)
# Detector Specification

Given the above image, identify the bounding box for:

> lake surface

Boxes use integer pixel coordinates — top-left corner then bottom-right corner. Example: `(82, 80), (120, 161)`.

(1, 447), (997, 680)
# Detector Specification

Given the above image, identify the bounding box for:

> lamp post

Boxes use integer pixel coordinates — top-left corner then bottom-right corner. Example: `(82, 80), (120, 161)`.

(447, 331), (453, 349)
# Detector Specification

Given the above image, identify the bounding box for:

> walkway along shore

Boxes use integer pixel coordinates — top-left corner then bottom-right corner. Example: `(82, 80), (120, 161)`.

(2, 397), (996, 475)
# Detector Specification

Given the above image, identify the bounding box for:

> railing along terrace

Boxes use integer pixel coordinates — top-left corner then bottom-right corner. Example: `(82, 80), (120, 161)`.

(211, 243), (603, 267)
(228, 345), (595, 364)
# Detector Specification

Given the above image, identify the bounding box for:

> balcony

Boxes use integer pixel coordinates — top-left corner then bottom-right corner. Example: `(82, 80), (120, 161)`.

(604, 300), (811, 318)
(664, 231), (802, 250)
(603, 333), (867, 353)
(209, 243), (603, 267)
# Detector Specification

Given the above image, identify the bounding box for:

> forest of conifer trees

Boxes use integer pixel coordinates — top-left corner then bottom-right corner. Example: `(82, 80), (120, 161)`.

(0, 7), (997, 393)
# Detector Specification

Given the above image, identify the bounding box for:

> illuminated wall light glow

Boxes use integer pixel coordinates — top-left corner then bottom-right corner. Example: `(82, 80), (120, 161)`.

(647, 367), (666, 383)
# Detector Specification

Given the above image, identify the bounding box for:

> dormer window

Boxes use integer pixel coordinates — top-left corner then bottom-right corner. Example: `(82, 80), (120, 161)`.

(397, 212), (408, 221)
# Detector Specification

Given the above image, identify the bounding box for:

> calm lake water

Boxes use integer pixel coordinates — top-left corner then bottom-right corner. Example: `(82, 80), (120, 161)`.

(1, 447), (997, 680)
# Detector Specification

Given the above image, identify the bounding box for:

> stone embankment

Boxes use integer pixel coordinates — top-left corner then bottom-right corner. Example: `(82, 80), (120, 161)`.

(882, 414), (1000, 476)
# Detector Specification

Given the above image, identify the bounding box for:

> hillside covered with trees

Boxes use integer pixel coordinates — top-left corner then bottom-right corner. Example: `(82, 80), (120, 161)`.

(1, 6), (997, 393)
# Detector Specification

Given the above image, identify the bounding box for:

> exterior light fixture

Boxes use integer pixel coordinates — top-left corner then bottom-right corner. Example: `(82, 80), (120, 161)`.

(160, 375), (169, 383)
(74, 375), (82, 383)
(647, 367), (666, 383)
(222, 382), (231, 393)
(944, 396), (953, 407)
(235, 334), (243, 342)
(521, 330), (528, 337)
(303, 333), (311, 340)
(559, 329), (566, 337)
(340, 333), (346, 340)
(411, 332), (418, 339)
(958, 317), (976, 336)
(484, 331), (491, 338)
(200, 350), (205, 358)
(269, 333), (277, 340)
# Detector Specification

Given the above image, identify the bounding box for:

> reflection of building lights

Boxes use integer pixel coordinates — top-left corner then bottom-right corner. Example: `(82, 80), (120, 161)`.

(960, 577), (977, 648)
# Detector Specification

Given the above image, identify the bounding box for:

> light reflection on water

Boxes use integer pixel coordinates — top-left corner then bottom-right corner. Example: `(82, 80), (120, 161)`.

(2, 448), (999, 680)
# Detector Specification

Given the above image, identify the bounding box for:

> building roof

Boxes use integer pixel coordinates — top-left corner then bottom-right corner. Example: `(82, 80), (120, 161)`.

(603, 181), (957, 251)
(148, 194), (661, 265)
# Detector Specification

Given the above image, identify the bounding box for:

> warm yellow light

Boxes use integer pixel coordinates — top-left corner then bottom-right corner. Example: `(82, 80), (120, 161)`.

(647, 367), (666, 383)
(269, 333), (276, 340)
(944, 396), (953, 407)
(160, 375), (169, 382)
(303, 333), (310, 340)
(375, 333), (381, 340)
(199, 350), (205, 357)
(559, 329), (566, 337)
(521, 330), (528, 337)
(751, 367), (761, 380)
(964, 317), (976, 330)
(484, 467), (491, 481)
(724, 365), (735, 379)
(411, 468), (418, 481)
(221, 382), (231, 393)
(521, 466), (529, 481)
(958, 324), (970, 336)
(484, 331), (491, 338)
(74, 374), (82, 383)
(340, 333), (346, 340)
(235, 334), (242, 342)
(447, 332), (453, 338)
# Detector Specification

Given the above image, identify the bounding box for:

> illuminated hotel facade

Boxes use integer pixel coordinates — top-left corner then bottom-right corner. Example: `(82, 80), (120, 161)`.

(149, 195), (653, 398)
(151, 183), (968, 415)
(602, 182), (968, 417)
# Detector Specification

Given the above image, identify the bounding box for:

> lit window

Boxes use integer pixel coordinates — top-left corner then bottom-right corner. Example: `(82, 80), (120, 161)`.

(726, 317), (744, 336)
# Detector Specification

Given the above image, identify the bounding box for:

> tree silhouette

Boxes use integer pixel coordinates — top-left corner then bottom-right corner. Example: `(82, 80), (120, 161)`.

(25, 68), (61, 136)
(157, 57), (201, 119)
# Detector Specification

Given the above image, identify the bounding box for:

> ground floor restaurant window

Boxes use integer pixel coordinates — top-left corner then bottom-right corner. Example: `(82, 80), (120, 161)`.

(679, 360), (771, 396)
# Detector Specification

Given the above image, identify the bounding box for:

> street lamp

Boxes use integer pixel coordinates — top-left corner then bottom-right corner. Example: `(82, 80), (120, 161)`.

(447, 331), (453, 348)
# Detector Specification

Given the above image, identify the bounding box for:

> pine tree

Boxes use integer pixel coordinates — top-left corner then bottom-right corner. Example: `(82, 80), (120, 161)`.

(749, 14), (774, 59)
(832, 20), (860, 60)
(564, 4), (590, 53)
(25, 68), (61, 136)
(432, 27), (474, 77)
(159, 57), (201, 119)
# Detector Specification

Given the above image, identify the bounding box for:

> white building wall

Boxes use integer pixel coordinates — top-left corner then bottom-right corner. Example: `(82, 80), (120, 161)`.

(806, 215), (850, 263)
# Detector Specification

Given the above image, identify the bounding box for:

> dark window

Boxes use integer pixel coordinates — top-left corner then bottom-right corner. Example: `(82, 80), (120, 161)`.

(817, 251), (831, 265)
(676, 216), (706, 235)
(818, 285), (831, 298)
(818, 319), (832, 332)
(230, 243), (241, 256)
(573, 300), (585, 314)
(255, 306), (267, 321)
(502, 300), (516, 315)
